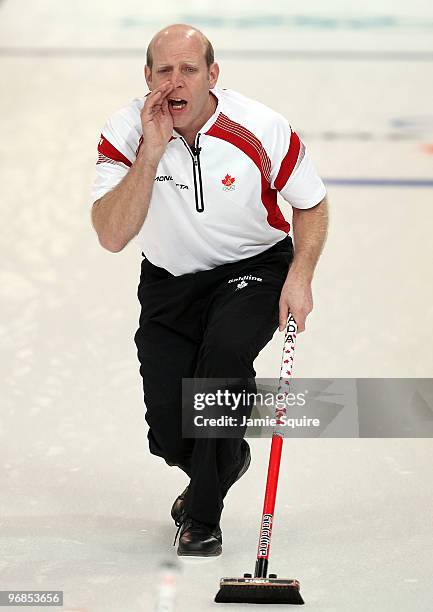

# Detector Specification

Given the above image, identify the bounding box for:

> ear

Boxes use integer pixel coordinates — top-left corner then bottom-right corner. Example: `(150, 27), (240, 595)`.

(208, 62), (220, 89)
(144, 65), (152, 89)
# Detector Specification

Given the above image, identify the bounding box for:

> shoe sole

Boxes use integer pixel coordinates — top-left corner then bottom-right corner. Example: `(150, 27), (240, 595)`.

(177, 545), (222, 557)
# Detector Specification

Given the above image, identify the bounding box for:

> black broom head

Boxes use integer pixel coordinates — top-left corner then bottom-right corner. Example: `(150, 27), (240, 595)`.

(214, 576), (304, 605)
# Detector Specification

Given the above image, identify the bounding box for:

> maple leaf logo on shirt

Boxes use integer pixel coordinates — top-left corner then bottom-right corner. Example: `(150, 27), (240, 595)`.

(222, 174), (236, 190)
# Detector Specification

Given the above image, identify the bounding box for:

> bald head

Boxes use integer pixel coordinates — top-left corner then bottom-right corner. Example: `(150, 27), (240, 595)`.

(146, 24), (214, 70)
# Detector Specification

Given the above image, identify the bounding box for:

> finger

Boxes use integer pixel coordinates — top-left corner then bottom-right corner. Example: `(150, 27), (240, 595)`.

(144, 86), (176, 119)
(142, 96), (162, 119)
(161, 95), (170, 116)
(142, 83), (171, 112)
(148, 102), (162, 117)
(279, 302), (289, 332)
(148, 93), (162, 109)
(147, 81), (172, 97)
(296, 315), (306, 333)
(159, 84), (176, 105)
(148, 82), (176, 104)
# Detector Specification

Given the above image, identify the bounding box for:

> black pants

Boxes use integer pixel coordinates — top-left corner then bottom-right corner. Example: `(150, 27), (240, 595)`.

(134, 236), (294, 525)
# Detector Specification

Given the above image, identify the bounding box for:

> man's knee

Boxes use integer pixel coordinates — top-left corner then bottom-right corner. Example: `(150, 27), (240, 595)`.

(147, 429), (191, 470)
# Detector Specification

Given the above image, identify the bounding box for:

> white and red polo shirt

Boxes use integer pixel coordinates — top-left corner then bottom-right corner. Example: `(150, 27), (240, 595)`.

(91, 86), (326, 275)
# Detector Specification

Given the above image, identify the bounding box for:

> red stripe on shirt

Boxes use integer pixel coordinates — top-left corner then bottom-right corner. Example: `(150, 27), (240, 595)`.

(213, 114), (271, 181)
(206, 116), (290, 233)
(97, 134), (132, 167)
(261, 177), (291, 233)
(274, 131), (301, 192)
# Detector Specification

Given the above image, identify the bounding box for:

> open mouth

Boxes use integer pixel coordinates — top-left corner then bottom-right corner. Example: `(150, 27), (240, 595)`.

(168, 98), (188, 110)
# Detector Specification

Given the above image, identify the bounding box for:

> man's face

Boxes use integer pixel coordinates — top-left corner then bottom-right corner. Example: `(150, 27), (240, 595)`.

(144, 32), (219, 132)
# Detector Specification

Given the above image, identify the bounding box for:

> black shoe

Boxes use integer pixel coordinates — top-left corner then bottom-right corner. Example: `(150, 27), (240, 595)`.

(170, 441), (251, 525)
(174, 516), (222, 557)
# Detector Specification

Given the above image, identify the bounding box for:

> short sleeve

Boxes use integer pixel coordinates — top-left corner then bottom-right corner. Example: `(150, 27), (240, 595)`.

(270, 120), (326, 209)
(90, 107), (141, 206)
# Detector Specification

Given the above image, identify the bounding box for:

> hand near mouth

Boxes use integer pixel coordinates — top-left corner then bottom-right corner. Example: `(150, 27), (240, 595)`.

(140, 81), (176, 165)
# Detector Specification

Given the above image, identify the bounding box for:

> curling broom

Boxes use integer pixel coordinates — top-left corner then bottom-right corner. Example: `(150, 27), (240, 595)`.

(214, 314), (304, 605)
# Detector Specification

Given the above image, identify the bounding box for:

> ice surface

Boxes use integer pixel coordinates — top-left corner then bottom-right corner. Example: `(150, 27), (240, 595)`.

(1, 0), (432, 610)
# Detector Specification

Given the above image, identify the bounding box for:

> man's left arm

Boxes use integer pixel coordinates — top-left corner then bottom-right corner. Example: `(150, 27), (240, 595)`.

(279, 196), (329, 332)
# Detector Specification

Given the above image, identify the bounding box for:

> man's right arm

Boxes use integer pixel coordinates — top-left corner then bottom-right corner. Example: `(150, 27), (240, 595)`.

(91, 150), (158, 253)
(91, 80), (176, 253)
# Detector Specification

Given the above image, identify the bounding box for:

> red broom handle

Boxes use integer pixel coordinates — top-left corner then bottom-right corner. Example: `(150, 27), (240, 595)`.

(254, 314), (297, 578)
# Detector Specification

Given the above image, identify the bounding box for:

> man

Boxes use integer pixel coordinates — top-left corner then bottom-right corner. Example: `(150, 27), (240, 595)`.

(90, 24), (328, 557)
